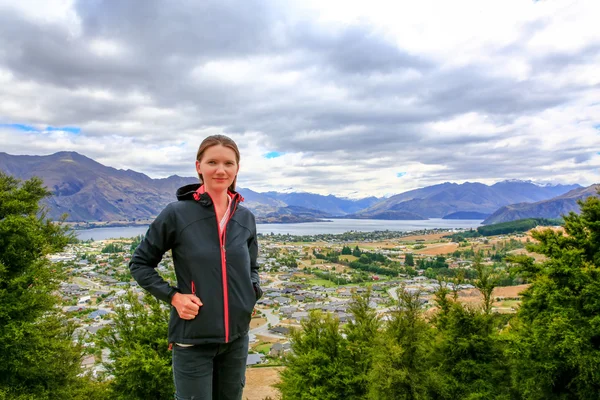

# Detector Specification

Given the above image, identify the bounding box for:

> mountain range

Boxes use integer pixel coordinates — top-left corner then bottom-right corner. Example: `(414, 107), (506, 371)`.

(348, 181), (582, 220)
(482, 184), (600, 224)
(0, 151), (595, 225)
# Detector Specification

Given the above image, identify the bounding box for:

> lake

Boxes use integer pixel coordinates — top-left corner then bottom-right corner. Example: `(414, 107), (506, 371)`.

(74, 218), (482, 241)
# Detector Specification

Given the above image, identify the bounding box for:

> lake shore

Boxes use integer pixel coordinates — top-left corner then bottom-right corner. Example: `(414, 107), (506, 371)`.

(74, 218), (483, 240)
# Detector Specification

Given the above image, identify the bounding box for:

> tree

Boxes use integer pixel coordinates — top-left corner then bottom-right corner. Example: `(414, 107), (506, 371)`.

(101, 242), (125, 253)
(434, 309), (511, 399)
(404, 253), (414, 267)
(96, 290), (173, 399)
(0, 173), (108, 399)
(352, 246), (362, 257)
(344, 290), (381, 397)
(277, 311), (360, 400)
(508, 192), (600, 399)
(429, 283), (511, 399)
(472, 255), (498, 315)
(368, 287), (434, 399)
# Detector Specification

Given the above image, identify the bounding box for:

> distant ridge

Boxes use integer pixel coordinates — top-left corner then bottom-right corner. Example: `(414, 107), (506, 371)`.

(443, 211), (490, 220)
(0, 152), (372, 223)
(346, 181), (581, 220)
(0, 152), (587, 223)
(482, 184), (600, 224)
(0, 151), (197, 221)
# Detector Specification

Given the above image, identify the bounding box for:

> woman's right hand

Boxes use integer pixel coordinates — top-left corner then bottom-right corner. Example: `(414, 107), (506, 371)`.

(171, 293), (203, 320)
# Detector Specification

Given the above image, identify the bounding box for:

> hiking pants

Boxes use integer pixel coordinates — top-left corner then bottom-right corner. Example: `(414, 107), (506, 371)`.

(172, 333), (249, 400)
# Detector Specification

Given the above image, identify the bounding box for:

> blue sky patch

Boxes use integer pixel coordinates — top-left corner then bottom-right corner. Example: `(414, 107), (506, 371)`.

(0, 123), (81, 134)
(0, 123), (38, 131)
(265, 151), (285, 159)
(46, 126), (81, 134)
(594, 124), (600, 131)
(397, 172), (407, 178)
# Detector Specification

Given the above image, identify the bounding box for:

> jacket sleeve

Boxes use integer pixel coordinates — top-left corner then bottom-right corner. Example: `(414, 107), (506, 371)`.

(129, 204), (178, 304)
(248, 216), (260, 286)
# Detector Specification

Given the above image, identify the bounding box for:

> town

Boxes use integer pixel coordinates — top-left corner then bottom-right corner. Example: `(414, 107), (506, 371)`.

(49, 227), (531, 386)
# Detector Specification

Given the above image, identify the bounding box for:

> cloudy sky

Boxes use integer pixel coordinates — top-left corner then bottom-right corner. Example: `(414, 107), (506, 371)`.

(0, 0), (599, 197)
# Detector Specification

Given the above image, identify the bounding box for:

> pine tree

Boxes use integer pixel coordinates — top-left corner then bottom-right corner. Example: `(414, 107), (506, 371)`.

(344, 290), (381, 397)
(95, 290), (172, 399)
(0, 173), (108, 399)
(508, 192), (600, 399)
(368, 287), (433, 399)
(277, 311), (356, 399)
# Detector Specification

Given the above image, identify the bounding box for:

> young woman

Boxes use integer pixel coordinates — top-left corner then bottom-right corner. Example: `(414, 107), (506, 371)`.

(130, 134), (262, 399)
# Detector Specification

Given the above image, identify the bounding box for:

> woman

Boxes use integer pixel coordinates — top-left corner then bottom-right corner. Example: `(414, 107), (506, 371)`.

(130, 134), (262, 399)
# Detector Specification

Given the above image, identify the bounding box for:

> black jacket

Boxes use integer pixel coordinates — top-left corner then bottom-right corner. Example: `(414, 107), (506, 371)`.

(129, 184), (260, 344)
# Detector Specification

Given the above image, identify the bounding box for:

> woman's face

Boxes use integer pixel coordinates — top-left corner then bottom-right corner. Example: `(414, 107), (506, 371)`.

(196, 144), (239, 193)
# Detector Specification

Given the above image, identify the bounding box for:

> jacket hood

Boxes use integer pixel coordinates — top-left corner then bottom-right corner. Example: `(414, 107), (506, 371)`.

(176, 183), (202, 201)
(176, 184), (244, 204)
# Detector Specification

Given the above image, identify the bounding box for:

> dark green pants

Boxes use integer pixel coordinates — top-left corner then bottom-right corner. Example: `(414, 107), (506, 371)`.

(172, 334), (249, 400)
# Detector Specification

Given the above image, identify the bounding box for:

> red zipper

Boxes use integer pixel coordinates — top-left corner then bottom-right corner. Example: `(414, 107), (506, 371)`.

(211, 193), (239, 343)
(191, 281), (196, 295)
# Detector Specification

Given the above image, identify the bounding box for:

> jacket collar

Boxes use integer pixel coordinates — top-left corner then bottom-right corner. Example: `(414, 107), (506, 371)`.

(176, 183), (244, 205)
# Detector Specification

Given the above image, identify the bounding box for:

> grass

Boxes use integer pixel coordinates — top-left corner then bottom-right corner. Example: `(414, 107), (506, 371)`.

(255, 343), (273, 354)
(339, 255), (358, 262)
(499, 300), (521, 308)
(304, 278), (338, 288)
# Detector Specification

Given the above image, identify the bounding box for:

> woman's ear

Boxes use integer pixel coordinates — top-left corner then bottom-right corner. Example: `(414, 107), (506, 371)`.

(195, 160), (202, 176)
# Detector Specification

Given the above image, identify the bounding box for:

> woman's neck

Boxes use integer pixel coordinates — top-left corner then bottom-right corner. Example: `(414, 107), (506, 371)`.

(206, 188), (229, 208)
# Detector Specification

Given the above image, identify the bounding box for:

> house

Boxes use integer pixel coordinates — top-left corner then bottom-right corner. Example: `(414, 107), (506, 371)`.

(65, 305), (86, 313)
(337, 312), (354, 323)
(84, 325), (104, 335)
(246, 353), (265, 366)
(270, 342), (292, 357)
(292, 311), (309, 322)
(78, 296), (92, 305)
(269, 326), (291, 335)
(88, 309), (111, 320)
(81, 355), (96, 368)
(280, 306), (298, 316)
(274, 297), (291, 305)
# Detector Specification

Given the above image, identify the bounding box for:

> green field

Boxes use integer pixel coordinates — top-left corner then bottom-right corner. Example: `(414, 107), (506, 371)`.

(305, 278), (339, 287)
(255, 343), (272, 354)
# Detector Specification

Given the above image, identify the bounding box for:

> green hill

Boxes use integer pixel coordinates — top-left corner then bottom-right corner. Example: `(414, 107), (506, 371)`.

(477, 218), (563, 236)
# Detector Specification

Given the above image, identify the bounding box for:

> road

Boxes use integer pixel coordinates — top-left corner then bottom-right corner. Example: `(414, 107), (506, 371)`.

(73, 277), (109, 291)
(250, 307), (285, 339)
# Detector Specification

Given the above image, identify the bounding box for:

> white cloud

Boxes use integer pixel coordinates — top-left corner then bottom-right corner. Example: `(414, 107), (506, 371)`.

(0, 0), (599, 197)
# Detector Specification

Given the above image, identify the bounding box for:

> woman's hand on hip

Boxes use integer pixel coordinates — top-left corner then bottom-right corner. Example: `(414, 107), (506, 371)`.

(171, 293), (203, 320)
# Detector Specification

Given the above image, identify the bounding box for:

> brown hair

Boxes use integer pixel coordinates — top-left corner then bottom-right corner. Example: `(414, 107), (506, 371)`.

(196, 134), (240, 192)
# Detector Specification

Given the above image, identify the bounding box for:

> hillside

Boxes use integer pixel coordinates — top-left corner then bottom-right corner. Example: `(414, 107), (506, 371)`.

(349, 181), (580, 220)
(0, 152), (352, 222)
(261, 192), (380, 216)
(0, 151), (587, 224)
(482, 184), (600, 224)
(0, 151), (198, 221)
